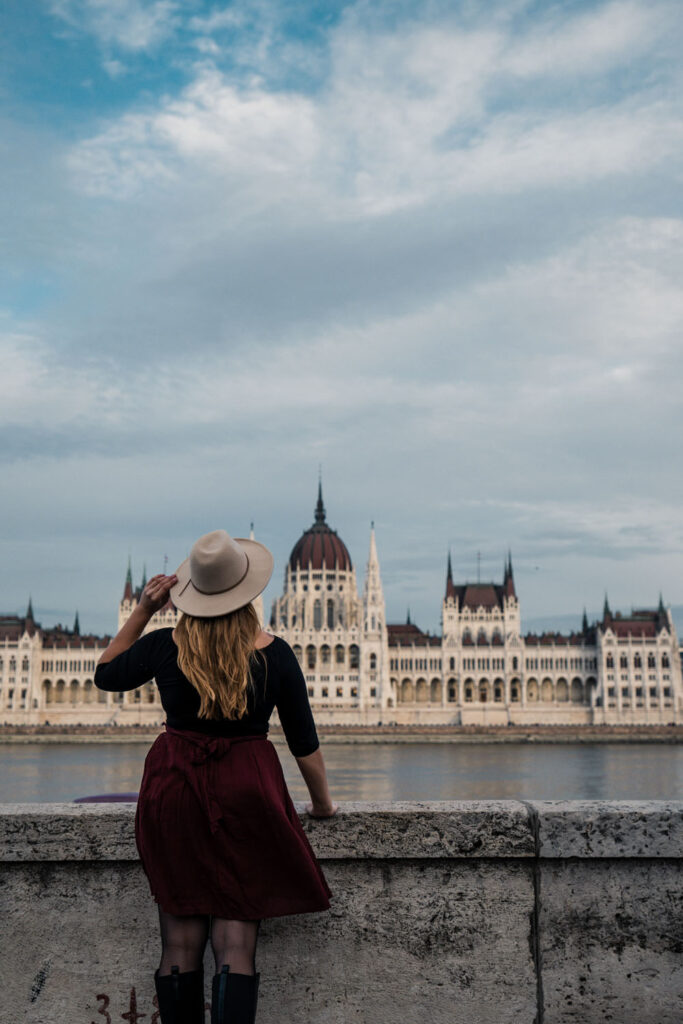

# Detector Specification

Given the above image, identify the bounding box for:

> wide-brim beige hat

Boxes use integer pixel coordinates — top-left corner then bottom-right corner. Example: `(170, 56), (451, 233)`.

(169, 529), (274, 618)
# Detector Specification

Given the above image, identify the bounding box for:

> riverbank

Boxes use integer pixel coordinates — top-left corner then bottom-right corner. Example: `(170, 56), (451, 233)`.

(1, 723), (682, 743)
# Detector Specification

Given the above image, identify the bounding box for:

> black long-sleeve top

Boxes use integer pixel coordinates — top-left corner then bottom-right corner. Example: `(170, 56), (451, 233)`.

(94, 629), (320, 757)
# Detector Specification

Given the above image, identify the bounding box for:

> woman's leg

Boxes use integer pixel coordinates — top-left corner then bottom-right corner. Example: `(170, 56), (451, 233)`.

(157, 907), (210, 975)
(210, 918), (261, 975)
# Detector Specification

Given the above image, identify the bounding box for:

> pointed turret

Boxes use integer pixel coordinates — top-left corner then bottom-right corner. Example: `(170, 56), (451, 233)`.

(140, 565), (147, 590)
(582, 608), (589, 632)
(23, 596), (37, 636)
(73, 611), (80, 636)
(603, 593), (612, 621)
(123, 557), (133, 602)
(362, 521), (386, 630)
(445, 550), (455, 600)
(504, 550), (516, 598)
(658, 592), (666, 615)
(406, 608), (411, 625)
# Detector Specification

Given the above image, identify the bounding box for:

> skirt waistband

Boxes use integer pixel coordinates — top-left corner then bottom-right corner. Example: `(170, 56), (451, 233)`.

(161, 725), (269, 835)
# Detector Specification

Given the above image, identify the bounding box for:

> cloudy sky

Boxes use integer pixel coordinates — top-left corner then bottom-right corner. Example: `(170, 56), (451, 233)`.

(2, 0), (682, 637)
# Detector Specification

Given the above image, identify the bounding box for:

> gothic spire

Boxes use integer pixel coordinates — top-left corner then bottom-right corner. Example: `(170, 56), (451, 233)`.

(26, 596), (34, 622)
(123, 556), (133, 602)
(314, 477), (326, 525)
(603, 593), (611, 620)
(445, 550), (455, 600)
(582, 608), (589, 632)
(73, 610), (80, 636)
(504, 550), (516, 598)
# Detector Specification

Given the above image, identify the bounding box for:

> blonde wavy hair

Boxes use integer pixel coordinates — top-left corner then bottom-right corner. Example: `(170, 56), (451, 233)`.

(173, 603), (267, 720)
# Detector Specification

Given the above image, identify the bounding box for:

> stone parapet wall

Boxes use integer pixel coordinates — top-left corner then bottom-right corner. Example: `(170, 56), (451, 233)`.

(1, 801), (681, 1023)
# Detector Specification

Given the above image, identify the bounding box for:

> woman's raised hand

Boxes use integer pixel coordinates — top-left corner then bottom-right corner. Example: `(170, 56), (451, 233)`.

(139, 574), (178, 615)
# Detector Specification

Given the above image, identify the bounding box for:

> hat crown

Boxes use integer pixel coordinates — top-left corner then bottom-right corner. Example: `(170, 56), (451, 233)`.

(189, 531), (249, 596)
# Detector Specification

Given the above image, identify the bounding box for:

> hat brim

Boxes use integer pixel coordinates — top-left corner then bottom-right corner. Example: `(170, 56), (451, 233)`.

(169, 538), (274, 618)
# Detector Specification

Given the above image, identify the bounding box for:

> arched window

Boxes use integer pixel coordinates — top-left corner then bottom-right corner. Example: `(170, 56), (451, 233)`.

(606, 654), (614, 669)
(327, 600), (335, 629)
(447, 679), (457, 702)
(293, 645), (303, 666)
(634, 654), (642, 668)
(449, 656), (455, 670)
(349, 645), (360, 670)
(648, 653), (656, 669)
(335, 644), (345, 665)
(320, 645), (331, 665)
(306, 645), (316, 670)
(512, 656), (518, 670)
(369, 653), (377, 670)
(464, 683), (473, 702)
(620, 655), (628, 669)
(662, 654), (670, 669)
(313, 600), (322, 630)
(22, 657), (29, 672)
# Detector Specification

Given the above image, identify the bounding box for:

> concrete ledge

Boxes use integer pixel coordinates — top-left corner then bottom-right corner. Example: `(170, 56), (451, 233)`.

(0, 800), (535, 861)
(4, 800), (682, 862)
(2, 802), (682, 1024)
(533, 800), (683, 858)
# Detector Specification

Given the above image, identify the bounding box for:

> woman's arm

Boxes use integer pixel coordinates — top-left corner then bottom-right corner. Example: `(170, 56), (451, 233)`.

(295, 748), (338, 818)
(97, 574), (176, 667)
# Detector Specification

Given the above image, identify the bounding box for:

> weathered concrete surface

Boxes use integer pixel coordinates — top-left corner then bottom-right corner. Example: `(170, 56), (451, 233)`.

(534, 800), (683, 858)
(0, 800), (535, 861)
(0, 801), (681, 1024)
(539, 860), (683, 1024)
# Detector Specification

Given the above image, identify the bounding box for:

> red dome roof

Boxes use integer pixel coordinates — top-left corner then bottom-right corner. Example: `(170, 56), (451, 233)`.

(288, 485), (353, 572)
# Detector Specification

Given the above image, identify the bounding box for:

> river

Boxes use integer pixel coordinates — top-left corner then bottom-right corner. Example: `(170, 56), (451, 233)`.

(0, 740), (681, 802)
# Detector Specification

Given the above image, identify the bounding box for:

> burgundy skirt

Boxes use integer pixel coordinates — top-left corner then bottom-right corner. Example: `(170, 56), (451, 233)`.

(134, 725), (333, 919)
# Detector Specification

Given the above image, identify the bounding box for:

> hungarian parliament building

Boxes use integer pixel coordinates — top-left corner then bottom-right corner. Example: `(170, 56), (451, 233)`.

(1, 486), (682, 727)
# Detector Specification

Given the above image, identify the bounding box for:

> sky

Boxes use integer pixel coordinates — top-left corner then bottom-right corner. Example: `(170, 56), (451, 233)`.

(1, 0), (682, 638)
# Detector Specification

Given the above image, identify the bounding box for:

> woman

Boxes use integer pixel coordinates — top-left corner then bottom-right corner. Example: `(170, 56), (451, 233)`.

(95, 529), (337, 1024)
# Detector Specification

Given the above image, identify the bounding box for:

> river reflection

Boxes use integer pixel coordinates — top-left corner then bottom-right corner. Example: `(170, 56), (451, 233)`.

(0, 741), (681, 803)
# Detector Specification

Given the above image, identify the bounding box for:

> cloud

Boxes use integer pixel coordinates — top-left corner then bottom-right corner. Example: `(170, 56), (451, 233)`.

(48, 0), (180, 52)
(4, 0), (683, 628)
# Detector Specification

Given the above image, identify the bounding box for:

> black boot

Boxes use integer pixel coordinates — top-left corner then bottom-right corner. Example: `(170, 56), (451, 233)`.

(154, 964), (205, 1023)
(211, 966), (260, 1024)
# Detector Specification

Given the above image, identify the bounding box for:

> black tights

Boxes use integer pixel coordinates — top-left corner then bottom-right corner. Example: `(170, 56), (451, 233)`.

(157, 908), (261, 977)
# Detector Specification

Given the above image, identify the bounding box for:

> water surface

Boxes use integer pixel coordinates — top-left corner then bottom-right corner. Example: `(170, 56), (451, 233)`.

(0, 741), (680, 803)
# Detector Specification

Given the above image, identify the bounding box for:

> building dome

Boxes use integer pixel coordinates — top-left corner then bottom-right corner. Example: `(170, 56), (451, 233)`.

(288, 484), (353, 572)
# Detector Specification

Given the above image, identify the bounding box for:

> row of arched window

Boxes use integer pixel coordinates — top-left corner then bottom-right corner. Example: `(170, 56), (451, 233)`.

(293, 644), (361, 670)
(280, 599), (348, 630)
(606, 653), (669, 669)
(0, 657), (29, 672)
(394, 676), (595, 705)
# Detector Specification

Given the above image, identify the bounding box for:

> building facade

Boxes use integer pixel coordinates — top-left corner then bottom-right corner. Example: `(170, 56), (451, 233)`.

(2, 488), (682, 725)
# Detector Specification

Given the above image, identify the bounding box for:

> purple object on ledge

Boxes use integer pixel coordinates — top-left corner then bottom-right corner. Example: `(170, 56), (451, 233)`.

(73, 793), (139, 803)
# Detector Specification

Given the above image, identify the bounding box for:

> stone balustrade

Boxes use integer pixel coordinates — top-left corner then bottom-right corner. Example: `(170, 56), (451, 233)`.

(1, 801), (681, 1023)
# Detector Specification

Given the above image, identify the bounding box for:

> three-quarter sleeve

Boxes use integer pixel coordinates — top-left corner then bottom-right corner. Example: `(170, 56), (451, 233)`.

(274, 639), (320, 757)
(94, 631), (160, 692)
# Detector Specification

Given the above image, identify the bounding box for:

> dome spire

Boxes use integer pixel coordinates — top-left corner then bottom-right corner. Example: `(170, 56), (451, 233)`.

(314, 476), (326, 525)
